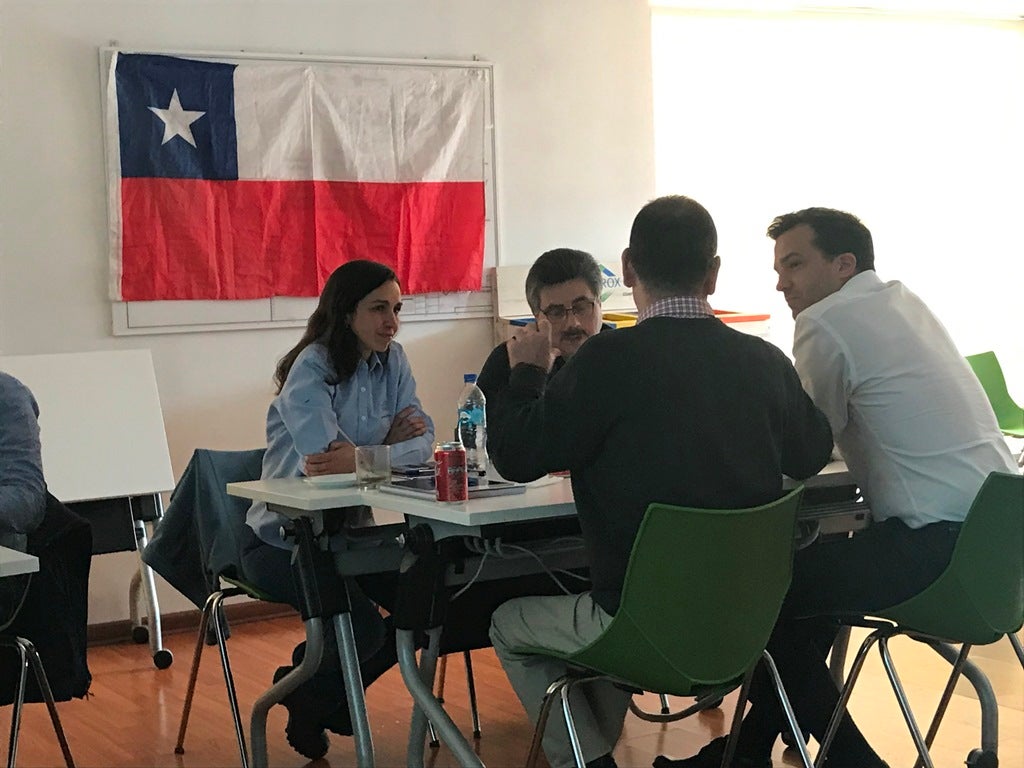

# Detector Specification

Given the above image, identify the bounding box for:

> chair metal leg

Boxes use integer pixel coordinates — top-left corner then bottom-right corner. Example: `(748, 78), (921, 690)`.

(463, 651), (481, 739)
(427, 651), (481, 746)
(817, 627), (883, 767)
(721, 665), (756, 768)
(659, 693), (671, 715)
(912, 643), (973, 768)
(174, 588), (248, 766)
(23, 640), (75, 768)
(5, 638), (29, 768)
(174, 592), (213, 755)
(560, 678), (587, 768)
(628, 688), (727, 723)
(1009, 632), (1024, 670)
(761, 650), (813, 768)
(1, 637), (75, 768)
(878, 636), (935, 768)
(526, 676), (569, 768)
(407, 628), (441, 766)
(211, 592), (249, 768)
(926, 639), (999, 756)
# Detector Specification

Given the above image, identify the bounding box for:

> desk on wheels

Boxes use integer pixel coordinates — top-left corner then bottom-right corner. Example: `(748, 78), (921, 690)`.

(0, 350), (176, 668)
(228, 463), (867, 768)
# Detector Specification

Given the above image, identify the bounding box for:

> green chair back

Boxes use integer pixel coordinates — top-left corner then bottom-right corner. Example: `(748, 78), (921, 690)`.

(966, 351), (1024, 436)
(882, 472), (1024, 644)
(560, 487), (805, 696)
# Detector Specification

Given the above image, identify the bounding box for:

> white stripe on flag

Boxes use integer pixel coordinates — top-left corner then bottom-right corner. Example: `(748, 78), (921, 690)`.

(233, 62), (485, 182)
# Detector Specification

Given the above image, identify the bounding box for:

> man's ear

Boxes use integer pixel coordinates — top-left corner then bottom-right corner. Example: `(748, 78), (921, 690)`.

(836, 252), (858, 278)
(704, 255), (721, 297)
(621, 248), (636, 288)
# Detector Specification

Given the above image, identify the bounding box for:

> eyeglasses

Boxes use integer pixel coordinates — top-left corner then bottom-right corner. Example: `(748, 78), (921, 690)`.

(539, 298), (597, 321)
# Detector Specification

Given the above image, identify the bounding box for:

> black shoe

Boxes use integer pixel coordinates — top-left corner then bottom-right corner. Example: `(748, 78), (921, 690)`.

(587, 754), (618, 768)
(654, 736), (771, 768)
(273, 666), (330, 760)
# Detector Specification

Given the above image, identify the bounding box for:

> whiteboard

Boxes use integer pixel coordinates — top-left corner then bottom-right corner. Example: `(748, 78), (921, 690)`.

(99, 47), (499, 336)
(0, 350), (175, 502)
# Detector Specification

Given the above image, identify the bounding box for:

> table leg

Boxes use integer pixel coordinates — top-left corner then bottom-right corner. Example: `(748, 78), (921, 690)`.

(397, 628), (484, 768)
(406, 627), (440, 767)
(249, 617), (324, 768)
(332, 611), (374, 767)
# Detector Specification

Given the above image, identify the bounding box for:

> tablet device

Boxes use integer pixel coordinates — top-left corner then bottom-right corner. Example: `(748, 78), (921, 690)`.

(380, 476), (527, 500)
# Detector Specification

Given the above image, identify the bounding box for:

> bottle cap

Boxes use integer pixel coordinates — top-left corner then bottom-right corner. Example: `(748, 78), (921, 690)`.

(464, 373), (477, 383)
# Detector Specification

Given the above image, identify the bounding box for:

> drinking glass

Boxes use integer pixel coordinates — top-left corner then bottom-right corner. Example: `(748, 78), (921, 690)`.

(355, 444), (391, 489)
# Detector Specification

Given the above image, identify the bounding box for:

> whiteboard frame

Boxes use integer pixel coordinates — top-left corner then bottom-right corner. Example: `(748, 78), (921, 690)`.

(99, 46), (500, 336)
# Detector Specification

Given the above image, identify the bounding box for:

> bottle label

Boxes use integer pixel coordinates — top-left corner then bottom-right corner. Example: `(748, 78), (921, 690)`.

(458, 406), (485, 427)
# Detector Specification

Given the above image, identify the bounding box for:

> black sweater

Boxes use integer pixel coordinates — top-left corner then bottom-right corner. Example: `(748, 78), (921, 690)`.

(489, 316), (833, 614)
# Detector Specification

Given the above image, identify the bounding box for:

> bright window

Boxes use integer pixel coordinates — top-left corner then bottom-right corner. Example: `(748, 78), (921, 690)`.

(652, 8), (1024, 387)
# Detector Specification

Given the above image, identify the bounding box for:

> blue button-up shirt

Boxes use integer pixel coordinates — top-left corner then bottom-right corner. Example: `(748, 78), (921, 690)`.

(247, 341), (434, 547)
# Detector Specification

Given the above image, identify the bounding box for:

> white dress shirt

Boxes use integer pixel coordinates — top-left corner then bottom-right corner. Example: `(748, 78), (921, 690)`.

(794, 271), (1017, 528)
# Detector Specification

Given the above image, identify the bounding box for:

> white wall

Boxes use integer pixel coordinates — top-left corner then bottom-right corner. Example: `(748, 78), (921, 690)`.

(0, 0), (656, 623)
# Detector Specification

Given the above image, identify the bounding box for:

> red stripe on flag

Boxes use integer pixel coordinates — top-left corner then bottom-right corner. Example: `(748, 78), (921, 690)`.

(120, 178), (485, 301)
(312, 181), (485, 295)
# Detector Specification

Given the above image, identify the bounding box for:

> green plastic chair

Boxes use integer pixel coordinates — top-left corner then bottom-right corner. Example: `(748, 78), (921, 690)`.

(817, 471), (1024, 768)
(515, 488), (813, 768)
(966, 352), (1024, 443)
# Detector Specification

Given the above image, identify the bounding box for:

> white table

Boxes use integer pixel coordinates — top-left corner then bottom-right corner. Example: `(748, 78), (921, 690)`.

(0, 547), (39, 579)
(228, 462), (865, 768)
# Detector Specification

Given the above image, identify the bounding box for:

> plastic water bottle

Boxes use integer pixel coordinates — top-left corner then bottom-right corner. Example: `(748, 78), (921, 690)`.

(456, 373), (488, 475)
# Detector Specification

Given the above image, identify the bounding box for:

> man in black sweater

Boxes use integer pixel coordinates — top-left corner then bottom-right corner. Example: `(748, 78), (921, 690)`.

(487, 195), (833, 768)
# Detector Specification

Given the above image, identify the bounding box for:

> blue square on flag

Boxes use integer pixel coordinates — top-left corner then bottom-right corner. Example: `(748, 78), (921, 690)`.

(116, 53), (238, 180)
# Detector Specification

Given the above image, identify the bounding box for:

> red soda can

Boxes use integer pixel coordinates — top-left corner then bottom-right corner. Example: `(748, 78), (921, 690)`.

(434, 443), (468, 502)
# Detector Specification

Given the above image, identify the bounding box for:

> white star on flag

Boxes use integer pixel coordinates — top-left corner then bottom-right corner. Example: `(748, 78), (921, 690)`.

(148, 89), (205, 147)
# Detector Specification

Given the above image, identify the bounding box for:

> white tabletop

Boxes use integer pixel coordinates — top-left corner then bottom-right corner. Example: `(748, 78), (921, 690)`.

(227, 462), (855, 529)
(0, 546), (39, 578)
(227, 474), (578, 528)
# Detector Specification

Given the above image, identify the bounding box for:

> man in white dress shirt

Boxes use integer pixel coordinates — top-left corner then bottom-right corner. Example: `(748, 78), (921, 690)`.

(658, 208), (1017, 768)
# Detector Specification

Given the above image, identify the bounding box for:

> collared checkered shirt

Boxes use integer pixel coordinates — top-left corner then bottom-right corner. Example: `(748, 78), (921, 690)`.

(637, 295), (715, 323)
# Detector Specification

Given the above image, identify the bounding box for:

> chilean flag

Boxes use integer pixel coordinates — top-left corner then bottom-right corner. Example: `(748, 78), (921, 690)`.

(106, 53), (487, 301)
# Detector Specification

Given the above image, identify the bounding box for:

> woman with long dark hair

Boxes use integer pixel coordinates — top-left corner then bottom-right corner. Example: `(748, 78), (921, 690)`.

(243, 260), (434, 760)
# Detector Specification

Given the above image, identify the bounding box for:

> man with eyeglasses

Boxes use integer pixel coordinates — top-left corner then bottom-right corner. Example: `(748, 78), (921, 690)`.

(477, 248), (606, 409)
(486, 196), (833, 768)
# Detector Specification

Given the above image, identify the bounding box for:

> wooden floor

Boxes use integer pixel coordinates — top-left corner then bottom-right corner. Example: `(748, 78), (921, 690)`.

(7, 616), (1023, 768)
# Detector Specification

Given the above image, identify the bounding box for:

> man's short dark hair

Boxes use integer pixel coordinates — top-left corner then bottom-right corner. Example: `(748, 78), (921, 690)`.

(766, 207), (875, 272)
(525, 248), (603, 314)
(628, 196), (718, 295)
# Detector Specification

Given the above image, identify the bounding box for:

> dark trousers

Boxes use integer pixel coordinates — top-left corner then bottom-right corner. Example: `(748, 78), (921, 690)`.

(740, 517), (962, 767)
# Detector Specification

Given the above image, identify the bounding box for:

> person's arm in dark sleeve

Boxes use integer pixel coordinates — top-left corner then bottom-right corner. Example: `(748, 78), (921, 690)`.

(489, 342), (607, 483)
(778, 355), (834, 480)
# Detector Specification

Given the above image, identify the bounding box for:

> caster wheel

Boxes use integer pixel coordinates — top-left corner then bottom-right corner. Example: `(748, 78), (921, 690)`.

(131, 625), (149, 644)
(781, 729), (809, 749)
(153, 649), (174, 669)
(966, 748), (998, 768)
